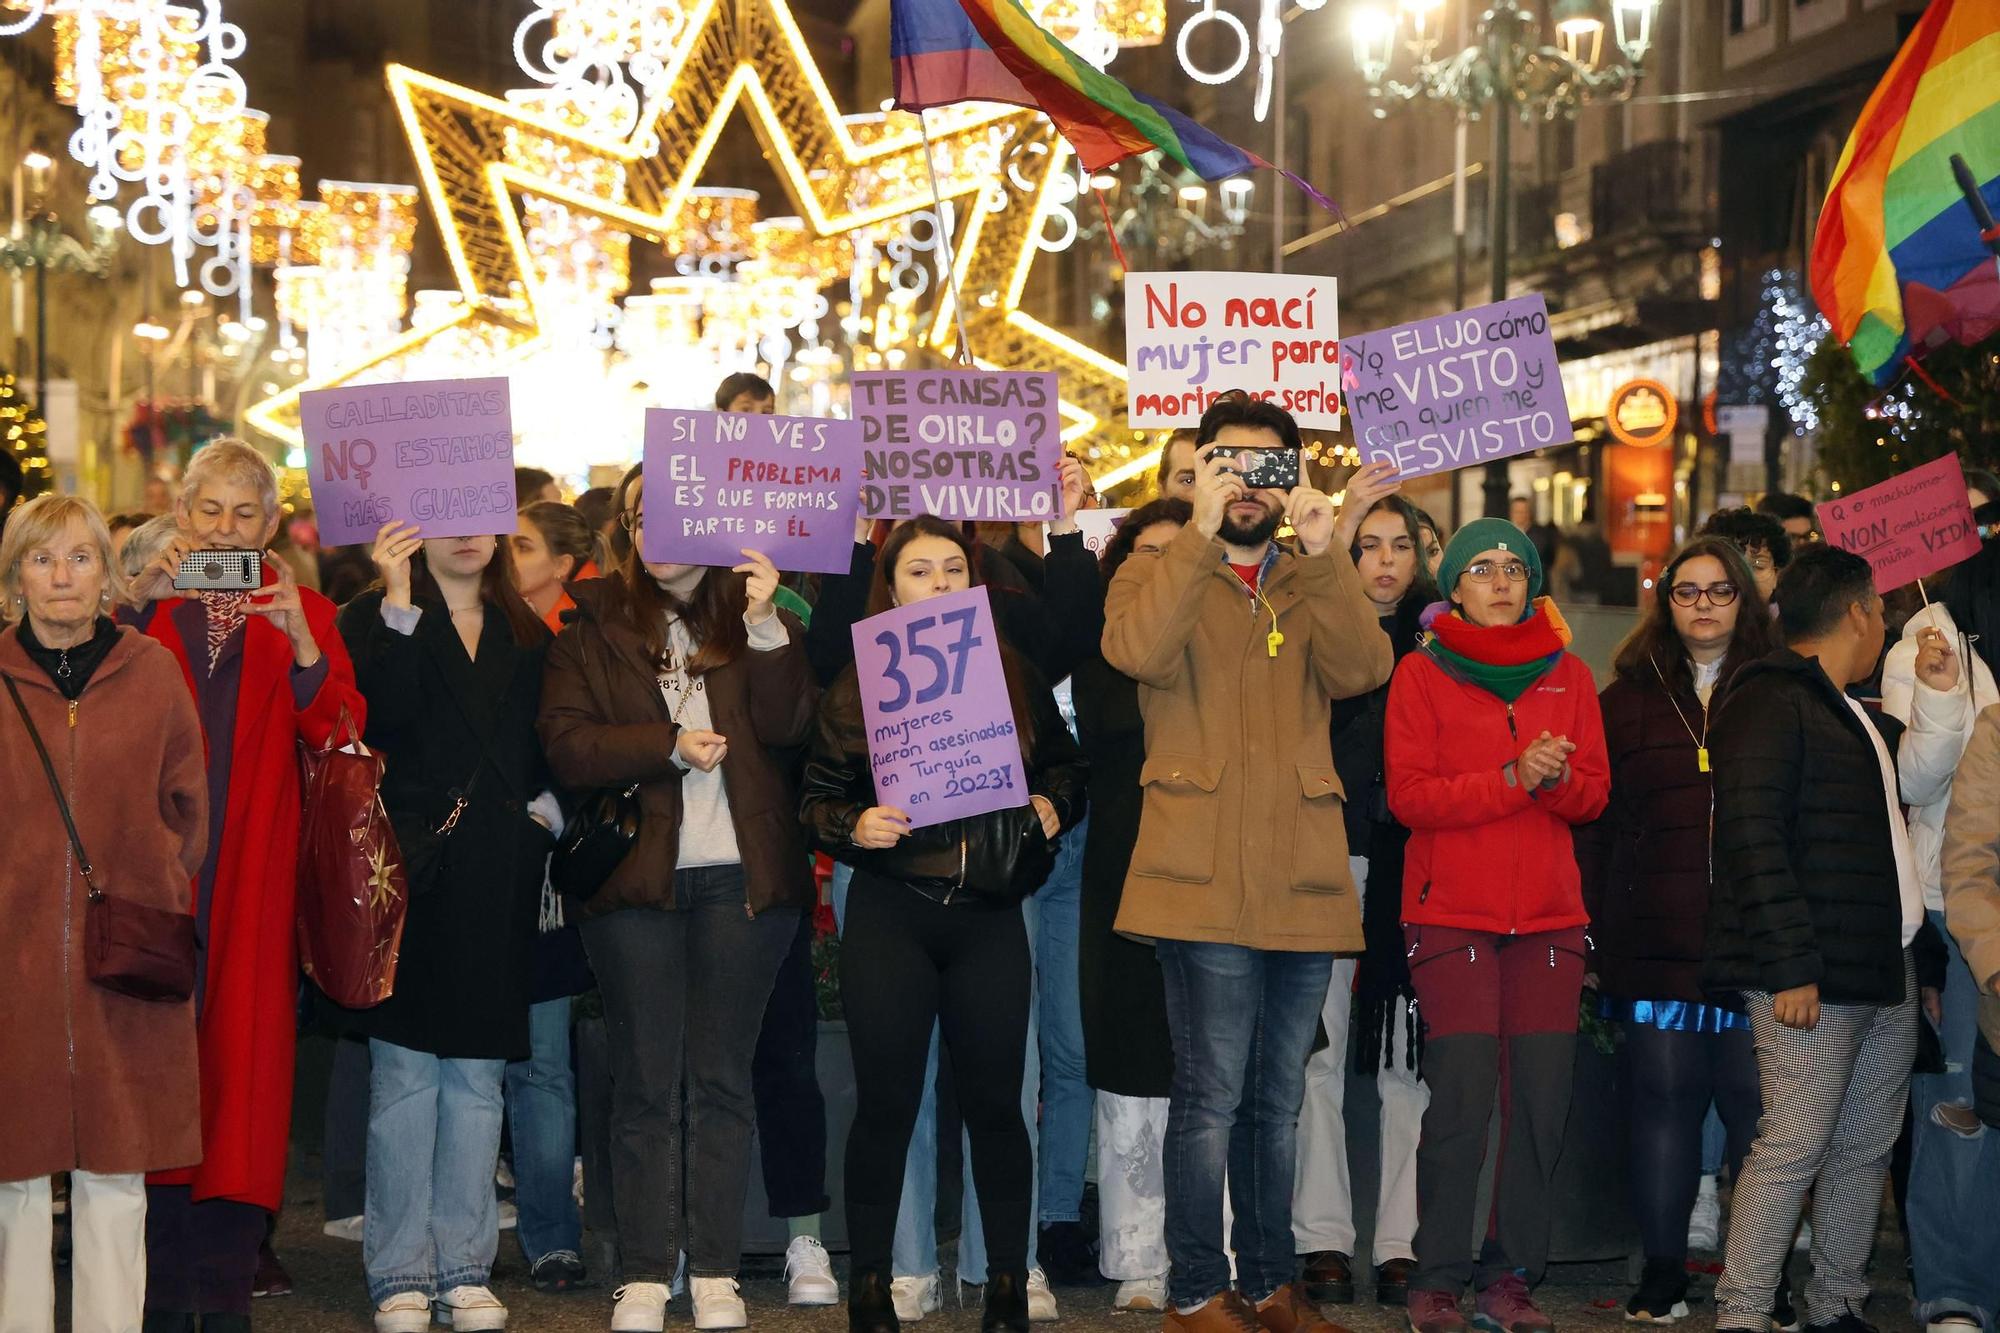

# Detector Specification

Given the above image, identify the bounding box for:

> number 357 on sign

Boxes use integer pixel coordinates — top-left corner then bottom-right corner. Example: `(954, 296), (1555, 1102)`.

(851, 586), (1027, 829)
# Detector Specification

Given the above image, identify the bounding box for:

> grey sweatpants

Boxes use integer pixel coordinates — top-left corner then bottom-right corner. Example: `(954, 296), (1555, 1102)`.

(1715, 952), (1917, 1331)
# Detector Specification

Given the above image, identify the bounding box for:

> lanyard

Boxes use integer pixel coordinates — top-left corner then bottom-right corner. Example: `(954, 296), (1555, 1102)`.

(1651, 656), (1711, 773)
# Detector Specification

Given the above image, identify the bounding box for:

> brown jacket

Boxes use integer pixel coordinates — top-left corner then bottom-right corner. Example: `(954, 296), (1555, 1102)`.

(0, 625), (207, 1181)
(538, 580), (819, 917)
(1102, 527), (1394, 951)
(1941, 702), (2000, 1063)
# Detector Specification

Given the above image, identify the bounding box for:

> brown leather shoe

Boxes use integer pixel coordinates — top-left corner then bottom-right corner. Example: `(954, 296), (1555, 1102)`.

(1254, 1283), (1356, 1333)
(1165, 1290), (1267, 1333)
(1299, 1252), (1356, 1305)
(1377, 1259), (1417, 1306)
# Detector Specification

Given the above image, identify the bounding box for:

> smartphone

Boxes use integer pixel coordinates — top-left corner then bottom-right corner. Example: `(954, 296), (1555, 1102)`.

(173, 549), (264, 592)
(1233, 447), (1301, 491)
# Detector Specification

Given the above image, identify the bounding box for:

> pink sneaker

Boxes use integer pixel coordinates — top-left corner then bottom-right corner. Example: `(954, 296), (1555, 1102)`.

(1407, 1289), (1470, 1333)
(1473, 1274), (1553, 1333)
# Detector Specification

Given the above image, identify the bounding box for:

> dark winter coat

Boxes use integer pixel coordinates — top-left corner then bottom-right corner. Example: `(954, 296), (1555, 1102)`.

(1576, 663), (1737, 1003)
(337, 591), (553, 1060)
(1074, 650), (1173, 1098)
(1704, 648), (1911, 1006)
(0, 626), (207, 1182)
(800, 657), (1087, 902)
(537, 579), (819, 917)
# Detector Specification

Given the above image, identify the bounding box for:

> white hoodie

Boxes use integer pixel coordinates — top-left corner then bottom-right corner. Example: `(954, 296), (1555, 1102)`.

(1883, 601), (2000, 912)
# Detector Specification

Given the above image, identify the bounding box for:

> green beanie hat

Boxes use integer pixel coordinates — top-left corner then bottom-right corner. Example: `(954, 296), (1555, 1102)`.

(1438, 517), (1544, 602)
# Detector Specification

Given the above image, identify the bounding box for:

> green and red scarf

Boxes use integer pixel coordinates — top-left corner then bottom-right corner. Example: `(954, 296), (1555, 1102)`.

(1419, 596), (1572, 702)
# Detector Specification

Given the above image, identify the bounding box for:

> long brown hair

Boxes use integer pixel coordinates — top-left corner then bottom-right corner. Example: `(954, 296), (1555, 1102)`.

(407, 538), (549, 647)
(867, 514), (1039, 753)
(1611, 535), (1777, 693)
(609, 463), (749, 676)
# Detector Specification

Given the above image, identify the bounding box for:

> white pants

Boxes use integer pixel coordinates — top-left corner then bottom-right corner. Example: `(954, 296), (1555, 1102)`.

(0, 1171), (148, 1333)
(1096, 1094), (1170, 1281)
(1292, 856), (1429, 1265)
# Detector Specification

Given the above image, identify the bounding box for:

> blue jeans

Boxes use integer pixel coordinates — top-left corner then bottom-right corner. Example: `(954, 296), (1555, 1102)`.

(1158, 940), (1333, 1310)
(831, 862), (1042, 1281)
(505, 996), (581, 1266)
(1037, 815), (1092, 1225)
(363, 1039), (507, 1304)
(1909, 910), (2000, 1330)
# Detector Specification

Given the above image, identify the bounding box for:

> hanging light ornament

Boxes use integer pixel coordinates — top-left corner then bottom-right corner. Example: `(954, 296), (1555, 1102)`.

(512, 0), (689, 152)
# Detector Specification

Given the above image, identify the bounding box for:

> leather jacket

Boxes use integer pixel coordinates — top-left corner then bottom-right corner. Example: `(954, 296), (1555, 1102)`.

(800, 659), (1088, 904)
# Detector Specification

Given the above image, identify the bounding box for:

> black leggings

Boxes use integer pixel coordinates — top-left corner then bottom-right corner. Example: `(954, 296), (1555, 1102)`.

(1619, 1021), (1762, 1262)
(840, 872), (1033, 1280)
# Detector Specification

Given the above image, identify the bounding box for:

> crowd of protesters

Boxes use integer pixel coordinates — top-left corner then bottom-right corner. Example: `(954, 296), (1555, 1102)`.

(4, 384), (2000, 1333)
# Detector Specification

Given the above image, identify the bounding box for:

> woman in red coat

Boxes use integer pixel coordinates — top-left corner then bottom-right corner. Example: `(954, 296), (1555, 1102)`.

(124, 440), (365, 1331)
(1383, 518), (1610, 1333)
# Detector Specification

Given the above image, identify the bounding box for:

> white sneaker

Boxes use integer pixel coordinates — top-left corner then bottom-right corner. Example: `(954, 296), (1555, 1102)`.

(1686, 1176), (1720, 1251)
(691, 1276), (748, 1330)
(324, 1214), (366, 1243)
(611, 1283), (672, 1333)
(432, 1285), (507, 1331)
(497, 1199), (518, 1231)
(1114, 1275), (1169, 1312)
(1027, 1268), (1059, 1322)
(573, 1156), (586, 1210)
(375, 1292), (431, 1333)
(892, 1273), (943, 1322)
(1928, 1317), (1984, 1333)
(495, 1158), (516, 1190)
(785, 1236), (840, 1306)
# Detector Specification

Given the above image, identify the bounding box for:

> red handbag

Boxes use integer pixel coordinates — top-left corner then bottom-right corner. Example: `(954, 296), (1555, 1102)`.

(5, 674), (197, 1003)
(296, 709), (407, 1008)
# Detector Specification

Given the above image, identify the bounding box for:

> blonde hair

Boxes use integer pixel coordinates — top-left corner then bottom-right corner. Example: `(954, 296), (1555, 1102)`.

(0, 493), (129, 621)
(180, 437), (280, 527)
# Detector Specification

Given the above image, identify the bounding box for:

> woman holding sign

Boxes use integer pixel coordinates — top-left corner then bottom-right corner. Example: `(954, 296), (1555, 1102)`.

(800, 515), (1087, 1333)
(538, 464), (819, 1333)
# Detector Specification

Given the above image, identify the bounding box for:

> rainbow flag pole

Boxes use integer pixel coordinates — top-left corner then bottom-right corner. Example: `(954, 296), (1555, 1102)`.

(915, 108), (977, 367)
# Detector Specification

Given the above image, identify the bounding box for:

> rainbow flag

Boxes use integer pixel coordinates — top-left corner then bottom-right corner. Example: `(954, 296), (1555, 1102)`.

(1809, 0), (2000, 385)
(890, 0), (1333, 210)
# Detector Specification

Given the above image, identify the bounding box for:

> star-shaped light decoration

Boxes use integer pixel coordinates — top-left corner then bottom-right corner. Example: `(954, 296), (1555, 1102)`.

(365, 841), (401, 914)
(244, 0), (1134, 465)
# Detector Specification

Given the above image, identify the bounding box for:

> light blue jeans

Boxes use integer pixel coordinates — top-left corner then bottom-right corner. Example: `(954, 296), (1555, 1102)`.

(832, 861), (1042, 1281)
(1908, 910), (2000, 1330)
(505, 996), (581, 1266)
(363, 1039), (506, 1304)
(1036, 815), (1092, 1226)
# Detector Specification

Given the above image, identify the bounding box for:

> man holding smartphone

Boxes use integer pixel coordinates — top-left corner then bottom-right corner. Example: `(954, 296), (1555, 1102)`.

(1103, 397), (1392, 1333)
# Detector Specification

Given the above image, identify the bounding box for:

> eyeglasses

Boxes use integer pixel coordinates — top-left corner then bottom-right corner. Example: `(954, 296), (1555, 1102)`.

(1463, 559), (1529, 584)
(1669, 581), (1739, 607)
(619, 510), (643, 532)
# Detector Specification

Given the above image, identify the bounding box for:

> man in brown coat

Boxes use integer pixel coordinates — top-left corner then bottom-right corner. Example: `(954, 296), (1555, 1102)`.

(1103, 397), (1393, 1333)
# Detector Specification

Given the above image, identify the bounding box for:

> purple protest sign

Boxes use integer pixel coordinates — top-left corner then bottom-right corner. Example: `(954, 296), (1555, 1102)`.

(301, 377), (517, 547)
(851, 370), (1061, 522)
(1342, 295), (1573, 481)
(640, 408), (863, 574)
(852, 585), (1026, 830)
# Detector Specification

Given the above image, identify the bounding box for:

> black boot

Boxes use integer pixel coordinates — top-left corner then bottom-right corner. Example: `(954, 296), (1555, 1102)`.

(849, 1271), (901, 1333)
(983, 1270), (1031, 1333)
(142, 1314), (196, 1333)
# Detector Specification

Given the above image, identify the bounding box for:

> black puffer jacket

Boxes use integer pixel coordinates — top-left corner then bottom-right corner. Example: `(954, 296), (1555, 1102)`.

(800, 658), (1087, 903)
(1703, 648), (1910, 1006)
(1577, 659), (1744, 1003)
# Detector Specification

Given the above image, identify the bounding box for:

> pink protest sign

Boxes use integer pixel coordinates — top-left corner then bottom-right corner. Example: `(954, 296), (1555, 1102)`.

(1816, 453), (1980, 592)
(301, 377), (517, 546)
(640, 407), (863, 575)
(851, 585), (1026, 830)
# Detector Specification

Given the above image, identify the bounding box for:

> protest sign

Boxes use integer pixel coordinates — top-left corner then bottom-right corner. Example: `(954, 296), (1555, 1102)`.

(1124, 272), (1341, 429)
(301, 376), (517, 546)
(852, 586), (1025, 830)
(852, 370), (1061, 521)
(1342, 295), (1572, 482)
(640, 408), (863, 574)
(1075, 508), (1130, 555)
(1816, 453), (1980, 592)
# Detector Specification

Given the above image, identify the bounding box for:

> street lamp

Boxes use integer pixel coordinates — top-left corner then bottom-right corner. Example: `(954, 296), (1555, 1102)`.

(1, 143), (117, 414)
(1351, 0), (1666, 518)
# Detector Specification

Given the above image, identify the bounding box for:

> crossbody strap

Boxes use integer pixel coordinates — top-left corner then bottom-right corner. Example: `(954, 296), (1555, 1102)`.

(3, 673), (99, 894)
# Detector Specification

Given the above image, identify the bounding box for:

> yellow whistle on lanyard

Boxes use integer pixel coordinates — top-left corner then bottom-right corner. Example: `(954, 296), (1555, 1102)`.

(1267, 629), (1284, 658)
(1698, 746), (1711, 773)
